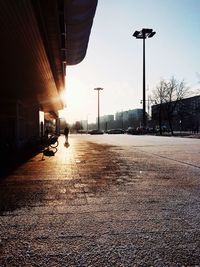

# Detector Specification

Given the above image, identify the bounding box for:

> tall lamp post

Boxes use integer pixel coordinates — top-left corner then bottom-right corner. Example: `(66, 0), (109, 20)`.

(133, 28), (156, 128)
(94, 87), (103, 131)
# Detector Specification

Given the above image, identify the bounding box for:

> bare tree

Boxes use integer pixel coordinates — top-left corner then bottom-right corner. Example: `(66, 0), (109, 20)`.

(164, 77), (188, 135)
(152, 77), (189, 135)
(152, 79), (167, 135)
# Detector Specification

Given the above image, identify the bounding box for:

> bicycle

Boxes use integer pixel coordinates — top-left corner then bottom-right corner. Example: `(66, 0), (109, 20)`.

(41, 134), (59, 159)
(41, 134), (59, 148)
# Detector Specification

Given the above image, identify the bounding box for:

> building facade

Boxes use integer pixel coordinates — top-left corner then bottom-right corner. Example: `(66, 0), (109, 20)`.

(0, 1), (97, 153)
(115, 109), (143, 128)
(152, 95), (200, 132)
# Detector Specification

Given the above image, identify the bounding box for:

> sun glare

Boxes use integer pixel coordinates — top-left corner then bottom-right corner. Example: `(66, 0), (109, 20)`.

(60, 90), (67, 106)
(59, 75), (96, 124)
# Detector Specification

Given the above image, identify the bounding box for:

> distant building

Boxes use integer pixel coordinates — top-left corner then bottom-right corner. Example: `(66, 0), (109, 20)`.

(115, 109), (143, 128)
(99, 114), (114, 123)
(90, 109), (145, 131)
(80, 120), (88, 131)
(152, 95), (200, 132)
(96, 115), (114, 131)
(116, 109), (142, 121)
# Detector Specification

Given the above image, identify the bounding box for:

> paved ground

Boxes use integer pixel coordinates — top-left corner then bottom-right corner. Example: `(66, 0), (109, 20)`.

(0, 134), (200, 266)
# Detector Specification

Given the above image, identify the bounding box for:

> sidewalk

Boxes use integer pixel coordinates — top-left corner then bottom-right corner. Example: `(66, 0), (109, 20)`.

(0, 135), (200, 266)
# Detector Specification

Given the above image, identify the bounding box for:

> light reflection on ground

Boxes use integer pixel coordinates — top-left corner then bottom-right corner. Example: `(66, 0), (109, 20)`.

(0, 134), (200, 265)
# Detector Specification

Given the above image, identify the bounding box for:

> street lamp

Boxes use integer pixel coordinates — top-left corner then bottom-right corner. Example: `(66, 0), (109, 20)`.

(94, 87), (103, 131)
(133, 28), (156, 128)
(86, 114), (90, 134)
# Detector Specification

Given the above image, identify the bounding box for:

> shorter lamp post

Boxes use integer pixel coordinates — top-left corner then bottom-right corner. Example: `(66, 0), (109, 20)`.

(94, 87), (103, 131)
(86, 114), (90, 134)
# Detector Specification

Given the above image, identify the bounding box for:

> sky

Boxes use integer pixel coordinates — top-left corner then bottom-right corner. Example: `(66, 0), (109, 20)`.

(61, 0), (200, 123)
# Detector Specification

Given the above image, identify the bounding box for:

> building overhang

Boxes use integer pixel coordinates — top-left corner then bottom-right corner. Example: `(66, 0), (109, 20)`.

(64, 0), (98, 65)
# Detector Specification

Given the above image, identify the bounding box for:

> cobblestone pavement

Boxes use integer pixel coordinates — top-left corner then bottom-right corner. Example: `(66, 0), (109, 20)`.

(0, 135), (200, 266)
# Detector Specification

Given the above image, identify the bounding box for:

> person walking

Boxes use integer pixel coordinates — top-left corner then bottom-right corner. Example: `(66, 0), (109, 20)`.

(64, 126), (69, 144)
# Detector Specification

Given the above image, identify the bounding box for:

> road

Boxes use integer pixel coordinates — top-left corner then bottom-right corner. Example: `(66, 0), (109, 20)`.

(83, 134), (200, 169)
(0, 134), (200, 266)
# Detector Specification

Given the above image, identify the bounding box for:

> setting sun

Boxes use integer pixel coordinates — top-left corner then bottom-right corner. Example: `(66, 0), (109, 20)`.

(59, 69), (98, 124)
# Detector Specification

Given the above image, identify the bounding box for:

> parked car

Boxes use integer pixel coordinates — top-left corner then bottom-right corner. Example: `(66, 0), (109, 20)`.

(77, 130), (87, 134)
(89, 129), (104, 135)
(126, 127), (137, 135)
(135, 127), (148, 134)
(126, 127), (148, 135)
(155, 126), (170, 133)
(145, 127), (156, 134)
(161, 126), (170, 133)
(107, 129), (125, 134)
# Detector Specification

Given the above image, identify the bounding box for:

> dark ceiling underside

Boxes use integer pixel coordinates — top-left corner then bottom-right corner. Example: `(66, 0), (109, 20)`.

(65, 0), (98, 65)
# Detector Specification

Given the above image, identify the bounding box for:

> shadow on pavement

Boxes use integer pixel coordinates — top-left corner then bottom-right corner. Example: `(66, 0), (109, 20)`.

(0, 140), (130, 215)
(0, 146), (39, 179)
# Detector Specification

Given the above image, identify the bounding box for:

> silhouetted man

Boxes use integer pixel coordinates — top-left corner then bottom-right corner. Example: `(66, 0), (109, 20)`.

(64, 126), (69, 144)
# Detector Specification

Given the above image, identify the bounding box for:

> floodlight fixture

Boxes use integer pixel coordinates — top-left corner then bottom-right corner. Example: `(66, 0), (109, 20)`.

(148, 31), (156, 38)
(133, 28), (156, 39)
(133, 31), (141, 38)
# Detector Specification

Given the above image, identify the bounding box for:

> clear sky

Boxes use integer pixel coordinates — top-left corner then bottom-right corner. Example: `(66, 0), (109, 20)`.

(61, 0), (200, 123)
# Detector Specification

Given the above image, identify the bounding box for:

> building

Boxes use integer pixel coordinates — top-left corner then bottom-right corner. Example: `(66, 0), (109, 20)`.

(0, 1), (97, 153)
(90, 109), (144, 130)
(80, 120), (88, 131)
(100, 115), (115, 123)
(98, 115), (115, 131)
(115, 109), (143, 128)
(152, 95), (200, 132)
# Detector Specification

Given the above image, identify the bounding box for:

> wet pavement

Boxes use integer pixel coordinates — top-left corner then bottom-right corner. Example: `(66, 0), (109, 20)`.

(0, 134), (200, 266)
